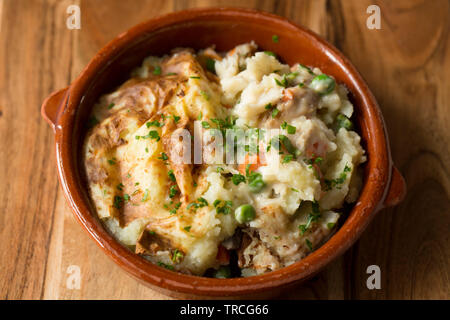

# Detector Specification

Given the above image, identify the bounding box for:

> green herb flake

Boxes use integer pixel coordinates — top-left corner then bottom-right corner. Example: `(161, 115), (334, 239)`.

(146, 120), (163, 128)
(271, 108), (280, 118)
(206, 58), (216, 73)
(158, 152), (169, 161)
(213, 199), (233, 215)
(305, 239), (313, 251)
(113, 195), (123, 209)
(157, 261), (174, 270)
(287, 125), (296, 134)
(231, 174), (246, 185)
(153, 66), (162, 75)
(282, 154), (293, 163)
(172, 249), (184, 263)
(107, 103), (115, 109)
(169, 185), (178, 198)
(272, 35), (279, 43)
(184, 226), (192, 232)
(264, 51), (277, 57)
(168, 169), (176, 182)
(201, 121), (211, 129)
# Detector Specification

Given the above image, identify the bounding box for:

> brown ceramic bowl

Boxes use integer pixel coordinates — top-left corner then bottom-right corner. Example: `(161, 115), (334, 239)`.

(41, 8), (406, 299)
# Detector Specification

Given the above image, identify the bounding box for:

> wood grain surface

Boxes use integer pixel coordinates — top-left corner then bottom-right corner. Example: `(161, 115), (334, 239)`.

(0, 0), (448, 300)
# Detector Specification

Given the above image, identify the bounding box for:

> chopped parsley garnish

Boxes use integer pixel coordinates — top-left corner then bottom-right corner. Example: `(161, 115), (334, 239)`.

(190, 76), (200, 79)
(282, 154), (293, 163)
(123, 194), (130, 202)
(166, 72), (177, 76)
(264, 51), (277, 57)
(271, 108), (280, 118)
(265, 103), (273, 110)
(167, 169), (176, 182)
(335, 114), (353, 130)
(286, 72), (299, 80)
(157, 261), (174, 270)
(184, 226), (192, 232)
(213, 199), (233, 215)
(136, 130), (160, 141)
(272, 35), (279, 43)
(158, 152), (169, 161)
(169, 185), (178, 198)
(327, 222), (336, 230)
(287, 124), (296, 134)
(113, 195), (123, 209)
(299, 63), (315, 75)
(169, 202), (182, 215)
(274, 76), (288, 88)
(270, 135), (300, 157)
(146, 120), (163, 128)
(107, 159), (116, 165)
(201, 121), (211, 129)
(231, 174), (246, 185)
(116, 183), (124, 191)
(107, 103), (115, 109)
(153, 66), (161, 75)
(298, 201), (321, 235)
(324, 164), (351, 190)
(305, 239), (313, 251)
(281, 122), (298, 135)
(172, 249), (184, 263)
(206, 58), (216, 73)
(187, 197), (208, 211)
(173, 115), (181, 123)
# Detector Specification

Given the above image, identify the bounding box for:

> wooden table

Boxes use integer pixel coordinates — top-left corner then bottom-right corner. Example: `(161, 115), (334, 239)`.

(1, 0), (448, 300)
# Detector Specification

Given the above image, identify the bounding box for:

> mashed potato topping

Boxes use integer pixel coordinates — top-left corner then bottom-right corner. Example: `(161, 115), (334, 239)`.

(83, 42), (366, 277)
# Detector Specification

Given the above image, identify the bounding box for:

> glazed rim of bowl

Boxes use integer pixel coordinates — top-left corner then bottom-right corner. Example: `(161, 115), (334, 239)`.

(55, 7), (391, 296)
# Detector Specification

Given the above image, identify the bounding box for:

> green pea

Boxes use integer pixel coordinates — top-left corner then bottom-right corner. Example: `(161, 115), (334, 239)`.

(336, 114), (353, 130)
(309, 74), (335, 95)
(235, 204), (256, 224)
(213, 266), (231, 279)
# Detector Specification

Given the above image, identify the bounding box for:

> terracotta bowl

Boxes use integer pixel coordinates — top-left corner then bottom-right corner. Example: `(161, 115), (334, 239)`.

(41, 8), (406, 299)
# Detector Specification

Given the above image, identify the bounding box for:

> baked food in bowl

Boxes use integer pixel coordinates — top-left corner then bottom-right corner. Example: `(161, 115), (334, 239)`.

(41, 8), (406, 298)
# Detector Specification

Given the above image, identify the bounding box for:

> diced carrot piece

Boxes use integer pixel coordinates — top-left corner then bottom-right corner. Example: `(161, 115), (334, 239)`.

(238, 153), (265, 175)
(282, 89), (294, 102)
